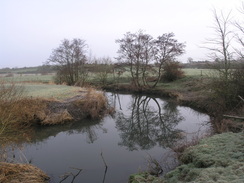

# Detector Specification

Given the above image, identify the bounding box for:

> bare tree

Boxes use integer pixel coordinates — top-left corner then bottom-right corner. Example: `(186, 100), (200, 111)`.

(116, 31), (185, 89)
(153, 33), (185, 87)
(116, 30), (154, 89)
(204, 9), (233, 80)
(47, 38), (87, 85)
(203, 8), (244, 110)
(234, 2), (244, 58)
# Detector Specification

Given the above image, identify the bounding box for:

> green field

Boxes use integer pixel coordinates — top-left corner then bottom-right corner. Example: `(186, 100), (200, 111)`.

(0, 68), (212, 83)
(0, 74), (54, 83)
(21, 83), (84, 100)
(182, 68), (212, 76)
(0, 68), (213, 100)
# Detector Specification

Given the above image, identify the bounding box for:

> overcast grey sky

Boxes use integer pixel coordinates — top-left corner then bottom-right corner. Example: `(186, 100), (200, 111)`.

(0, 0), (243, 68)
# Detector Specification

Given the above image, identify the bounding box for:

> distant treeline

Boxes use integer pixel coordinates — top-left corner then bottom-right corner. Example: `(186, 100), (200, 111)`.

(1, 60), (243, 75)
(182, 60), (244, 69)
(0, 65), (56, 75)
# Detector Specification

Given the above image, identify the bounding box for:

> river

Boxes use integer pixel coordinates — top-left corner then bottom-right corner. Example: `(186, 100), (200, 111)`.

(9, 93), (210, 183)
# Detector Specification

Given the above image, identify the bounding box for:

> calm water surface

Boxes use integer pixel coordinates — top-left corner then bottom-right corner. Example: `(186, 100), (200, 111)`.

(15, 93), (210, 183)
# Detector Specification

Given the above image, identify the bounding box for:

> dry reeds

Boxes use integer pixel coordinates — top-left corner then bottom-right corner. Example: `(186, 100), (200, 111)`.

(0, 98), (47, 130)
(0, 162), (49, 183)
(0, 80), (48, 140)
(74, 88), (108, 119)
(0, 81), (110, 130)
(41, 109), (73, 125)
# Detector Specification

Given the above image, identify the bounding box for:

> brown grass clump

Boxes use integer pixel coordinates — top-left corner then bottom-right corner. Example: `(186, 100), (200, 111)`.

(0, 81), (110, 130)
(41, 109), (73, 125)
(0, 98), (47, 131)
(74, 88), (108, 119)
(0, 162), (49, 183)
(0, 81), (47, 135)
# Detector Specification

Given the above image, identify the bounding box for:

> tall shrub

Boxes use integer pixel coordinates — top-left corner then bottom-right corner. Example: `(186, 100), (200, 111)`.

(161, 62), (185, 82)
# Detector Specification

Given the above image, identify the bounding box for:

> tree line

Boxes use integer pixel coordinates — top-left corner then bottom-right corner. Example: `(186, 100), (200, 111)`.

(46, 32), (185, 88)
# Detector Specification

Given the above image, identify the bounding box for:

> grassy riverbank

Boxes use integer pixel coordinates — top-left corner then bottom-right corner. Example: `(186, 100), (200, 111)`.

(0, 82), (110, 182)
(130, 132), (244, 183)
(1, 68), (243, 183)
(0, 84), (109, 129)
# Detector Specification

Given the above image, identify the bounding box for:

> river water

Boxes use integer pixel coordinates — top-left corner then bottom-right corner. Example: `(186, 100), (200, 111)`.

(11, 93), (210, 183)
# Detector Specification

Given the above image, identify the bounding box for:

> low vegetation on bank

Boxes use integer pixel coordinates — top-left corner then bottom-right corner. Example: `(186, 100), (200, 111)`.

(0, 82), (109, 131)
(130, 132), (244, 183)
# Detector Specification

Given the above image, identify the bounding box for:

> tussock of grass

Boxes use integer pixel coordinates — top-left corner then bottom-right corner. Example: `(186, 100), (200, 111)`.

(0, 98), (47, 130)
(41, 109), (73, 125)
(0, 81), (47, 135)
(74, 88), (108, 119)
(0, 162), (49, 183)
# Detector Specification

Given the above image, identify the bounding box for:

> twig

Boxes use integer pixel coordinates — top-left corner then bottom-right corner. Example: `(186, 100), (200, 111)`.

(146, 153), (163, 177)
(101, 151), (108, 183)
(238, 95), (244, 102)
(100, 151), (108, 169)
(59, 167), (82, 183)
(70, 168), (82, 183)
(223, 115), (244, 120)
(59, 173), (71, 183)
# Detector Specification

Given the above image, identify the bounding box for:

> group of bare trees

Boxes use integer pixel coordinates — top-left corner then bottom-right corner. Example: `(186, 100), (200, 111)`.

(116, 31), (185, 89)
(47, 32), (185, 88)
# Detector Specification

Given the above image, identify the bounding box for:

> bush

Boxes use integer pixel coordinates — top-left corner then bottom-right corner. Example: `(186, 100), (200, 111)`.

(209, 63), (244, 111)
(162, 62), (185, 82)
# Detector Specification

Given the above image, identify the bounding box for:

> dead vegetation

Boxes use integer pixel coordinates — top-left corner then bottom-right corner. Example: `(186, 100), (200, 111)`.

(74, 87), (109, 119)
(40, 87), (110, 125)
(0, 83), (110, 183)
(0, 162), (49, 183)
(0, 81), (47, 134)
(0, 80), (109, 129)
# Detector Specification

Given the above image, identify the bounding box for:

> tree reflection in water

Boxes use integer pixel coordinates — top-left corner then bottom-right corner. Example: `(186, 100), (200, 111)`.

(115, 95), (184, 151)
